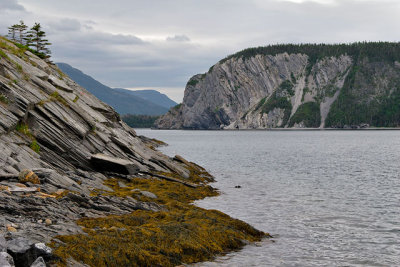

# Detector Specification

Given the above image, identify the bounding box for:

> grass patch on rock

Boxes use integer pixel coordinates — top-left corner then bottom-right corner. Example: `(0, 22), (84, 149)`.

(30, 140), (40, 153)
(0, 94), (9, 104)
(50, 91), (69, 107)
(16, 122), (32, 137)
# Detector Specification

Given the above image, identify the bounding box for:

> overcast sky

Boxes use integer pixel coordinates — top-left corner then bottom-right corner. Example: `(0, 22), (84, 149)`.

(1, 0), (399, 102)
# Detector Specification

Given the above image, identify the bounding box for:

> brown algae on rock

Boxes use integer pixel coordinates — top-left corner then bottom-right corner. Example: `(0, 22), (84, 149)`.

(51, 169), (270, 266)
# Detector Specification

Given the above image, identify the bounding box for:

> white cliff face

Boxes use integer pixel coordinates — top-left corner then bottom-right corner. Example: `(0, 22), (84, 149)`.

(156, 52), (352, 129)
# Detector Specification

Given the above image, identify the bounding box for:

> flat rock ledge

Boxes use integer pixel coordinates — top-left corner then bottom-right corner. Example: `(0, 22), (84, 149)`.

(90, 153), (139, 175)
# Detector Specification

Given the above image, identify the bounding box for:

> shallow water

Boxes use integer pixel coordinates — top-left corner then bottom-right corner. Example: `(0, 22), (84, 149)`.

(136, 129), (400, 267)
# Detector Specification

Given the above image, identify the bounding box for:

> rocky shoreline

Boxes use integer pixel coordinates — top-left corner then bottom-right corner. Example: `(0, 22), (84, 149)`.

(0, 36), (268, 266)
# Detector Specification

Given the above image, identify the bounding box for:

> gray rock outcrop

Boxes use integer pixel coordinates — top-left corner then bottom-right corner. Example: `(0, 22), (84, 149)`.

(0, 37), (202, 266)
(156, 43), (400, 129)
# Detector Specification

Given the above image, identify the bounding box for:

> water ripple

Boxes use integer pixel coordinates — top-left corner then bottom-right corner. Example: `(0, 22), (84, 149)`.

(137, 129), (400, 267)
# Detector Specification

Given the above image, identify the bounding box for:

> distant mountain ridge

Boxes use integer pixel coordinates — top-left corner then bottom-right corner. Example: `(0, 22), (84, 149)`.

(56, 63), (169, 115)
(114, 88), (177, 109)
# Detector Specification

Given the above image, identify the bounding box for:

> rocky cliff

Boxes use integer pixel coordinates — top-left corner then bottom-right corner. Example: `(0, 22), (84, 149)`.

(0, 37), (266, 266)
(156, 43), (400, 129)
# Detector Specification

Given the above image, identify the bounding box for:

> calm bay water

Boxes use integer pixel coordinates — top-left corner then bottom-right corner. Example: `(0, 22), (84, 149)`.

(136, 129), (400, 267)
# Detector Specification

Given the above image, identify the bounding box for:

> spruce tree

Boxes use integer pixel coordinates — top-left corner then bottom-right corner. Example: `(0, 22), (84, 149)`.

(26, 23), (51, 58)
(7, 24), (18, 42)
(17, 20), (28, 45)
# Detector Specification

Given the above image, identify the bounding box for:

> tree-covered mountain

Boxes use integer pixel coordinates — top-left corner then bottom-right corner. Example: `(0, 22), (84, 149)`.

(56, 63), (169, 115)
(114, 88), (177, 109)
(156, 42), (400, 129)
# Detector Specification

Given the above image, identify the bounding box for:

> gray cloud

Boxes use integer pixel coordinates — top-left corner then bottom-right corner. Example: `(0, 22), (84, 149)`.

(4, 0), (400, 102)
(0, 0), (25, 11)
(166, 35), (190, 42)
(48, 18), (81, 32)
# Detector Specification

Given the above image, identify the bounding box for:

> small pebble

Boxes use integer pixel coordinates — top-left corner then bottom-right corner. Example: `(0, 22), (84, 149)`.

(37, 219), (43, 224)
(6, 223), (18, 229)
(6, 226), (17, 232)
(45, 219), (52, 226)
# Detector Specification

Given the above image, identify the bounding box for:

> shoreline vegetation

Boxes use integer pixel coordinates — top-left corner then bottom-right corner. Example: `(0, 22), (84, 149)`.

(50, 158), (269, 266)
(122, 114), (160, 128)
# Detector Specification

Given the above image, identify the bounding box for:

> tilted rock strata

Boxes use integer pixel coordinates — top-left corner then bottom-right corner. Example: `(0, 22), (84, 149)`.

(0, 37), (208, 265)
(156, 44), (400, 129)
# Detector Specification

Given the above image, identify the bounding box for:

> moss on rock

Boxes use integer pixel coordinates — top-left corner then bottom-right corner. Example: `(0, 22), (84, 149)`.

(50, 168), (269, 266)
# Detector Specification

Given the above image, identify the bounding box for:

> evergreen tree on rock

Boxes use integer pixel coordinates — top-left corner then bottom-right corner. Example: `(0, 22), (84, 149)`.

(8, 24), (18, 42)
(17, 20), (28, 45)
(26, 22), (51, 58)
(8, 21), (28, 45)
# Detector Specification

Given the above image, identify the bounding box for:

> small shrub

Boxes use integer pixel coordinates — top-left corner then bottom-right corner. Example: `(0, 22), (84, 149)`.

(279, 80), (295, 96)
(173, 103), (182, 110)
(50, 91), (69, 107)
(0, 94), (9, 104)
(30, 140), (40, 153)
(23, 73), (30, 81)
(90, 125), (97, 133)
(0, 49), (8, 59)
(37, 100), (46, 106)
(16, 63), (23, 73)
(187, 78), (199, 87)
(253, 97), (266, 112)
(16, 122), (30, 135)
(73, 95), (79, 103)
(291, 72), (296, 83)
(16, 122), (34, 139)
(56, 68), (65, 80)
(214, 106), (221, 113)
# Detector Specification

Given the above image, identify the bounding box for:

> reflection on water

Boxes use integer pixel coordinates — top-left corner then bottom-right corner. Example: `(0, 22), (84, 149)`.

(136, 129), (400, 266)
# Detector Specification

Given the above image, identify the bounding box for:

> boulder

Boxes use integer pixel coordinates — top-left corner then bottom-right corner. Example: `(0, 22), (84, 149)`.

(18, 170), (40, 185)
(5, 238), (54, 267)
(6, 237), (35, 267)
(30, 257), (45, 267)
(90, 153), (139, 175)
(140, 191), (157, 199)
(0, 252), (14, 267)
(0, 236), (7, 252)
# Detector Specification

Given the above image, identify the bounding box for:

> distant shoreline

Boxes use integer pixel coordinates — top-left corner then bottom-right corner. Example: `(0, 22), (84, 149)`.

(149, 127), (400, 131)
